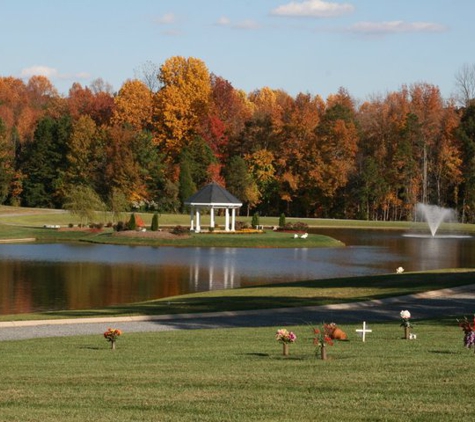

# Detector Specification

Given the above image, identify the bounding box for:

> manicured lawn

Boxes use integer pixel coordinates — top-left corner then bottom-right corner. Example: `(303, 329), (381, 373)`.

(0, 320), (472, 421)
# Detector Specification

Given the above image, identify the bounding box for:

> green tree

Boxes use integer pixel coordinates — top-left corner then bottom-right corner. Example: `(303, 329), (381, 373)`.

(178, 152), (196, 212)
(151, 212), (160, 231)
(108, 187), (129, 223)
(279, 213), (286, 228)
(224, 156), (259, 216)
(63, 185), (106, 225)
(20, 116), (71, 207)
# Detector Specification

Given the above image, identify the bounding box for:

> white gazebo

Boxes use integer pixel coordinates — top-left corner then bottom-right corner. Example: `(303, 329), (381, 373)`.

(184, 182), (242, 232)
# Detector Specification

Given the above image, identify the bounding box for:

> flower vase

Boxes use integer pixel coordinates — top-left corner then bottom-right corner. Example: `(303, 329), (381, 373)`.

(320, 345), (327, 360)
(111, 340), (116, 350)
(283, 343), (289, 356)
(404, 326), (410, 340)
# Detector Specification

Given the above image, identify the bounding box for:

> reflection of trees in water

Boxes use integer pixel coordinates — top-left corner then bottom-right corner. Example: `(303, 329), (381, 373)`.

(0, 262), (192, 314)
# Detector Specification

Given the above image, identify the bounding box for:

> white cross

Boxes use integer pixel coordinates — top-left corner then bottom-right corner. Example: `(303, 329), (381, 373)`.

(356, 321), (372, 342)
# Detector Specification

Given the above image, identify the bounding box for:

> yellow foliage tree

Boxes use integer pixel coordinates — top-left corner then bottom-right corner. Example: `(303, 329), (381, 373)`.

(112, 79), (153, 131)
(154, 56), (211, 161)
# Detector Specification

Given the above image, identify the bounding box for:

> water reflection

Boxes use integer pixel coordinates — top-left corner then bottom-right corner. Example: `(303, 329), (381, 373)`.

(1, 228), (474, 314)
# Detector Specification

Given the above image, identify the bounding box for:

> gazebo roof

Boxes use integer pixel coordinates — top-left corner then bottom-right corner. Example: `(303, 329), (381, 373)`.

(184, 182), (242, 207)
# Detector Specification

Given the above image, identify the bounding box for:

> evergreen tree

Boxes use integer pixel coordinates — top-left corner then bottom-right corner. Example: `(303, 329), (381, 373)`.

(178, 152), (196, 212)
(20, 116), (72, 207)
(151, 212), (159, 231)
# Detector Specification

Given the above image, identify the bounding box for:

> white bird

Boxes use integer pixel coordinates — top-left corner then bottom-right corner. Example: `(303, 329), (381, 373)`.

(396, 266), (404, 274)
(293, 234), (299, 239)
(300, 233), (308, 239)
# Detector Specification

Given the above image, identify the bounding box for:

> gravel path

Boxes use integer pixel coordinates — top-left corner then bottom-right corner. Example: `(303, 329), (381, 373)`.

(2, 285), (475, 342)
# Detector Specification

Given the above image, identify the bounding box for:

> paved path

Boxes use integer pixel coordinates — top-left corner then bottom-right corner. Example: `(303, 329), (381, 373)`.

(2, 284), (475, 341)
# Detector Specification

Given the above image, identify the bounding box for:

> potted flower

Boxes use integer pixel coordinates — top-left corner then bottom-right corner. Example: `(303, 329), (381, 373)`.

(104, 327), (122, 350)
(275, 328), (297, 356)
(400, 310), (412, 339)
(313, 325), (334, 360)
(457, 315), (475, 353)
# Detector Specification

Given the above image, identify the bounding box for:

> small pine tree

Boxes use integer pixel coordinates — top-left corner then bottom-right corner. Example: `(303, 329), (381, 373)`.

(128, 213), (137, 230)
(251, 212), (260, 228)
(279, 213), (286, 228)
(151, 212), (159, 231)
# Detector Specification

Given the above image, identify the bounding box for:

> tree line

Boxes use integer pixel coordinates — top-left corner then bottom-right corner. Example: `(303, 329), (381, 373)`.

(1, 56), (475, 222)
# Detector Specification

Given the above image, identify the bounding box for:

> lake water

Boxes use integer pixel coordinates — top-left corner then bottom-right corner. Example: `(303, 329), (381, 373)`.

(1, 228), (473, 314)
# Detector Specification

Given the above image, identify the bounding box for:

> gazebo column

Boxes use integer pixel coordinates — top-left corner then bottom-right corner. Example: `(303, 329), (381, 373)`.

(189, 207), (194, 231)
(225, 208), (230, 232)
(195, 208), (201, 233)
(231, 208), (236, 231)
(210, 206), (215, 229)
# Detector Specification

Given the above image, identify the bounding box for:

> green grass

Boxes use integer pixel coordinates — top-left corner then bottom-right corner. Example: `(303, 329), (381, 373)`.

(3, 269), (474, 321)
(0, 320), (473, 421)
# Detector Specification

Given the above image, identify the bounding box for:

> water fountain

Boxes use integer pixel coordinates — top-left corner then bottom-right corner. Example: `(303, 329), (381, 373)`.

(415, 203), (456, 237)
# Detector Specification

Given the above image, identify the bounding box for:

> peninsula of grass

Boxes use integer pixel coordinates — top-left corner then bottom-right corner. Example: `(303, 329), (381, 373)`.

(3, 269), (474, 322)
(0, 319), (473, 422)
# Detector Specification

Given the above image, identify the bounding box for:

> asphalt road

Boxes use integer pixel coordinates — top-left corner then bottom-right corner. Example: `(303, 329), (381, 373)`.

(1, 284), (475, 342)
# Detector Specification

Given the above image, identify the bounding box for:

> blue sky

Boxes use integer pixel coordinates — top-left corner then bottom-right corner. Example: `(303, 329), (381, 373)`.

(1, 0), (473, 101)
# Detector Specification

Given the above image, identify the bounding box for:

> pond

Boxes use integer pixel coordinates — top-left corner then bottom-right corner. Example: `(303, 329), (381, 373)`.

(1, 228), (473, 314)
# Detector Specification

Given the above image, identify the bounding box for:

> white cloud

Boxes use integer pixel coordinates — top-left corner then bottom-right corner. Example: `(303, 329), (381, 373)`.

(20, 65), (90, 81)
(155, 13), (176, 25)
(215, 17), (259, 30)
(20, 65), (58, 79)
(234, 19), (260, 30)
(216, 16), (231, 26)
(271, 0), (354, 18)
(349, 20), (448, 35)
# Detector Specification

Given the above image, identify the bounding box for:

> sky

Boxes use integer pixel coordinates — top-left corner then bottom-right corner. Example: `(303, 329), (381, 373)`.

(1, 0), (474, 102)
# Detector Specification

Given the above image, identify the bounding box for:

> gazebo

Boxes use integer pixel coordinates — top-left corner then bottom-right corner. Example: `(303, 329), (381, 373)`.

(184, 182), (242, 232)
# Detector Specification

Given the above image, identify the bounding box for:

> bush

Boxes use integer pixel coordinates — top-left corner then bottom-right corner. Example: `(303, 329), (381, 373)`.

(251, 212), (260, 228)
(128, 213), (137, 230)
(114, 221), (126, 232)
(151, 213), (159, 231)
(171, 225), (189, 235)
(279, 213), (286, 228)
(235, 221), (250, 231)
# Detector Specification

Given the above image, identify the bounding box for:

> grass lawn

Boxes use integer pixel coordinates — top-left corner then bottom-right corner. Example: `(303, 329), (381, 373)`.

(0, 320), (473, 422)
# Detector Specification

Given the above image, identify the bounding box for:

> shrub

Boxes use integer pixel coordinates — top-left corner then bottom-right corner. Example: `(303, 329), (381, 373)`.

(128, 213), (137, 230)
(151, 213), (159, 231)
(171, 225), (188, 235)
(115, 221), (126, 232)
(251, 212), (260, 228)
(279, 213), (286, 228)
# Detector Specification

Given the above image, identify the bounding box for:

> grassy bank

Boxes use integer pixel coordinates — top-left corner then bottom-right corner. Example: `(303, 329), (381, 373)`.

(3, 269), (474, 321)
(0, 320), (472, 421)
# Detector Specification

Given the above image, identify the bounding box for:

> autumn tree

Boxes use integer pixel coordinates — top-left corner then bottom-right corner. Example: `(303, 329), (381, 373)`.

(456, 103), (475, 222)
(0, 118), (14, 203)
(154, 56), (211, 162)
(112, 79), (153, 131)
(62, 115), (101, 190)
(67, 81), (115, 126)
(102, 125), (147, 204)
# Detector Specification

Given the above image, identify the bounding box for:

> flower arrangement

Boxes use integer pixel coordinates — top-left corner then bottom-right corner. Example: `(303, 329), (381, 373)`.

(457, 315), (475, 351)
(400, 310), (412, 328)
(275, 328), (297, 344)
(104, 327), (122, 349)
(313, 324), (334, 360)
(276, 328), (296, 356)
